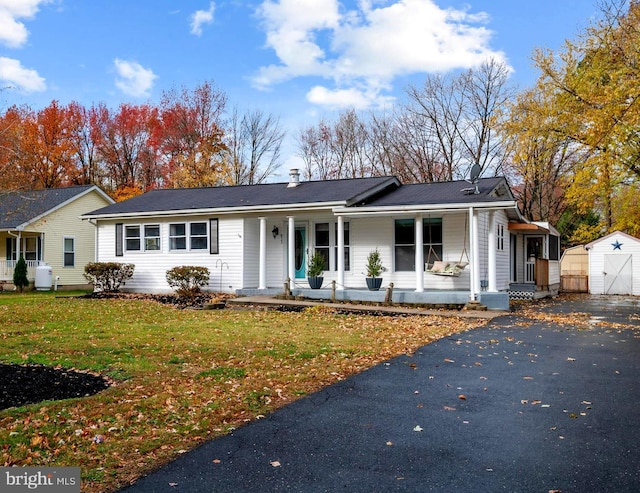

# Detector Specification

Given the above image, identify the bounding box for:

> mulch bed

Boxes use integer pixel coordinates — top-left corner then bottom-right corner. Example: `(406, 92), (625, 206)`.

(0, 364), (111, 411)
(0, 291), (232, 411)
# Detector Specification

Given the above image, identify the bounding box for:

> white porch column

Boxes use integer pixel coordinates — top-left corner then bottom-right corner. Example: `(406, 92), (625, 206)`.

(258, 217), (267, 290)
(287, 216), (295, 290)
(337, 215), (345, 290)
(415, 214), (424, 292)
(487, 211), (497, 292)
(468, 207), (477, 301)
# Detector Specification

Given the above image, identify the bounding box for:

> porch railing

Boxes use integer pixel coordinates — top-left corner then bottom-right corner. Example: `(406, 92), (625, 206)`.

(0, 259), (40, 282)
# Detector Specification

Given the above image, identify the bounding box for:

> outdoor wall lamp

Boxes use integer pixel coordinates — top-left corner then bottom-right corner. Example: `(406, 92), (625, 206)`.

(272, 225), (279, 239)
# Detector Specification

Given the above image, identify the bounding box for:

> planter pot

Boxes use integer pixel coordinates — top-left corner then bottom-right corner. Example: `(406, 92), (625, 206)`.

(366, 277), (383, 291)
(308, 276), (324, 289)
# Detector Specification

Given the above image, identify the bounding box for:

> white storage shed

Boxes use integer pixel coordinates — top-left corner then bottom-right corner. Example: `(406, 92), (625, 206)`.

(586, 231), (640, 296)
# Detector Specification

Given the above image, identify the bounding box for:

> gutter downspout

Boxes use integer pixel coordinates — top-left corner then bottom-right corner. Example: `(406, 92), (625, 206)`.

(87, 219), (99, 262)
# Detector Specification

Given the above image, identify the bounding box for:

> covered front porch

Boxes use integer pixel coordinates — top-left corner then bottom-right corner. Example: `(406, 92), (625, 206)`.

(1, 233), (44, 284)
(0, 259), (42, 284)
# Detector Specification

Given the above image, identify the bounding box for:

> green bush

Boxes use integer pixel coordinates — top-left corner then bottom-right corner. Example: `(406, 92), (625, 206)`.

(84, 262), (135, 292)
(13, 256), (29, 292)
(307, 251), (325, 278)
(166, 266), (210, 297)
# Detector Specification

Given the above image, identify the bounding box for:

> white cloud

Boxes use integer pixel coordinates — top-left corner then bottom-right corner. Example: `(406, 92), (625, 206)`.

(0, 0), (50, 48)
(0, 56), (46, 92)
(254, 0), (509, 109)
(190, 2), (215, 36)
(113, 58), (157, 98)
(307, 85), (394, 109)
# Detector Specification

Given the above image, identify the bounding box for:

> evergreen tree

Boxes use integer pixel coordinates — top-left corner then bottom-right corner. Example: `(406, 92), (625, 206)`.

(13, 256), (29, 293)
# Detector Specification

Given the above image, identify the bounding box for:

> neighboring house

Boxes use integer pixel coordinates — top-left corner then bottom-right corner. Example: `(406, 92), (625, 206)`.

(586, 231), (640, 296)
(0, 185), (114, 290)
(83, 170), (560, 310)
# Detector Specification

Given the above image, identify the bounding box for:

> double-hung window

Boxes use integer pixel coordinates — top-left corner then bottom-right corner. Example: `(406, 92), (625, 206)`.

(63, 237), (75, 267)
(394, 218), (443, 271)
(314, 223), (330, 271)
(125, 226), (141, 251)
(144, 225), (161, 251)
(497, 223), (505, 251)
(169, 222), (208, 251)
(169, 224), (187, 250)
(190, 222), (208, 250)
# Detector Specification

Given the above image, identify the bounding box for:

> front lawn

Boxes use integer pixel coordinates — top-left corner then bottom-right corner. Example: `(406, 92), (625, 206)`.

(0, 292), (483, 492)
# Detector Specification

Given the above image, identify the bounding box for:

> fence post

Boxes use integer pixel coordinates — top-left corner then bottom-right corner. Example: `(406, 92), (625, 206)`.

(384, 282), (394, 305)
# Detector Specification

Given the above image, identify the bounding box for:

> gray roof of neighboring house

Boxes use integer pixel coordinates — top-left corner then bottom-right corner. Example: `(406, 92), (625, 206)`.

(84, 176), (401, 217)
(0, 185), (100, 230)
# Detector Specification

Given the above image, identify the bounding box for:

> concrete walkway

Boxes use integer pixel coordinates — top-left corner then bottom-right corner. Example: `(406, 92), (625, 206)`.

(121, 295), (640, 492)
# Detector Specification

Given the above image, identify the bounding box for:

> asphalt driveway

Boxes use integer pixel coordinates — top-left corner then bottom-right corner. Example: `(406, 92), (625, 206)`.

(121, 295), (640, 492)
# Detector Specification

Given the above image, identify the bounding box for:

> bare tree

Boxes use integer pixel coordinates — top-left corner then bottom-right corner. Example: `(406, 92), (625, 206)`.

(225, 107), (285, 185)
(297, 120), (333, 180)
(458, 58), (513, 176)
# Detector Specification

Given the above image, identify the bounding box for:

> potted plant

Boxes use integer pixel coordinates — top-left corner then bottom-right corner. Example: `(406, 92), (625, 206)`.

(307, 251), (325, 289)
(364, 248), (386, 291)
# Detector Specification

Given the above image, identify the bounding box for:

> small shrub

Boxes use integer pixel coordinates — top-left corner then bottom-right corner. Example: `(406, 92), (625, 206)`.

(84, 262), (135, 292)
(13, 256), (29, 292)
(166, 266), (210, 298)
(307, 251), (325, 278)
(364, 248), (386, 277)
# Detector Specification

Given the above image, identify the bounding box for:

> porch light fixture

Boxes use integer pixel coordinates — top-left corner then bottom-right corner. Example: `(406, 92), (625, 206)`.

(272, 225), (279, 239)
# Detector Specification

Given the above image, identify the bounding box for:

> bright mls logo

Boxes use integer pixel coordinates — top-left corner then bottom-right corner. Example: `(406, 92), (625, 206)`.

(1, 467), (80, 492)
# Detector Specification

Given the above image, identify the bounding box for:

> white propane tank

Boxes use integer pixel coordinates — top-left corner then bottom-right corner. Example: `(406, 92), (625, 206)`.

(35, 264), (53, 291)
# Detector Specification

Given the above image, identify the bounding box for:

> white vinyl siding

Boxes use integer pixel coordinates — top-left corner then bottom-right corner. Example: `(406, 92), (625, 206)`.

(97, 216), (243, 293)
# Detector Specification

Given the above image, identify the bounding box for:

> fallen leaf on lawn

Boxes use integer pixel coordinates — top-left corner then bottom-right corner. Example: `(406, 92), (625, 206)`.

(270, 461), (281, 467)
(413, 425), (424, 432)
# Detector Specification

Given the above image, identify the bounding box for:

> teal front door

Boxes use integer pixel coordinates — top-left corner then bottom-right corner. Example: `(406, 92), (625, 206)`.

(294, 226), (306, 279)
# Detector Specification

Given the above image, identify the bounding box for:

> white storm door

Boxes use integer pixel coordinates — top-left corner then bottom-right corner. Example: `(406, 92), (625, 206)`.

(603, 254), (632, 295)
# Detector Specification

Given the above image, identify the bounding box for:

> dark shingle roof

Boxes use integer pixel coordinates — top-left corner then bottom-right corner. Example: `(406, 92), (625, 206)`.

(85, 176), (400, 217)
(0, 185), (96, 229)
(355, 177), (513, 207)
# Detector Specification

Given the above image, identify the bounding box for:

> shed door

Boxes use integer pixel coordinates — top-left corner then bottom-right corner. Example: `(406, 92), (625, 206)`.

(603, 254), (632, 295)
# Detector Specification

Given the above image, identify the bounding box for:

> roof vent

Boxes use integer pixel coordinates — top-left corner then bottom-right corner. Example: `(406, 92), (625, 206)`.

(287, 168), (301, 188)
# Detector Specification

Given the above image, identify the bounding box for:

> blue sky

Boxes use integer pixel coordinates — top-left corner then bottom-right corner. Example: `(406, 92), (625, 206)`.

(1, 0), (598, 172)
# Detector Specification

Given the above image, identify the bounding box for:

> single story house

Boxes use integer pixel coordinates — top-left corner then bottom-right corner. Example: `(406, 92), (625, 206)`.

(83, 170), (560, 310)
(586, 231), (640, 295)
(1, 185), (114, 290)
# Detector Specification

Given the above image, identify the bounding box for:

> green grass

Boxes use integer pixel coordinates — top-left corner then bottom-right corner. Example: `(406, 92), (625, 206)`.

(0, 292), (480, 493)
